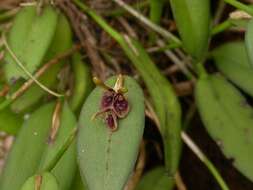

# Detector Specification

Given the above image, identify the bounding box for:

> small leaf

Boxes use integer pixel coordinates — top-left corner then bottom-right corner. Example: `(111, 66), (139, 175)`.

(4, 6), (58, 82)
(136, 167), (174, 190)
(78, 75), (145, 190)
(245, 19), (253, 66)
(195, 74), (253, 181)
(169, 0), (211, 60)
(20, 173), (59, 190)
(212, 42), (253, 96)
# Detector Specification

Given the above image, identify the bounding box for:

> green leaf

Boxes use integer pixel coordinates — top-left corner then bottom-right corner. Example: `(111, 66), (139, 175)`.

(71, 171), (88, 190)
(169, 0), (210, 60)
(0, 103), (55, 190)
(195, 74), (253, 181)
(148, 0), (165, 43)
(136, 167), (174, 190)
(11, 13), (73, 113)
(20, 173), (59, 190)
(69, 53), (93, 112)
(212, 42), (253, 96)
(4, 6), (58, 82)
(78, 76), (145, 190)
(68, 4), (182, 188)
(119, 38), (182, 179)
(0, 101), (78, 190)
(0, 107), (22, 135)
(245, 19), (253, 66)
(38, 102), (77, 190)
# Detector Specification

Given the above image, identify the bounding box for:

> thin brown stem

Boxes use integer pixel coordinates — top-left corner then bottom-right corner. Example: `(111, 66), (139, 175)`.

(10, 45), (80, 101)
(58, 0), (108, 80)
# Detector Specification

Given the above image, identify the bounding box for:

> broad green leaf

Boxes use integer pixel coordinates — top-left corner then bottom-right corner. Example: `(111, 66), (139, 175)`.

(78, 76), (145, 190)
(11, 13), (73, 113)
(0, 101), (77, 190)
(38, 102), (77, 190)
(71, 171), (88, 190)
(0, 103), (55, 190)
(0, 107), (22, 135)
(20, 173), (59, 190)
(169, 0), (210, 60)
(69, 53), (93, 112)
(136, 167), (174, 190)
(69, 4), (182, 189)
(4, 6), (58, 82)
(0, 93), (22, 134)
(245, 19), (253, 66)
(212, 42), (253, 96)
(196, 74), (253, 181)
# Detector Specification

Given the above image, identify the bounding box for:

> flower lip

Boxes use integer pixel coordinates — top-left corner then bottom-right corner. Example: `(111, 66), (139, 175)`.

(113, 93), (130, 118)
(105, 112), (118, 131)
(101, 89), (115, 109)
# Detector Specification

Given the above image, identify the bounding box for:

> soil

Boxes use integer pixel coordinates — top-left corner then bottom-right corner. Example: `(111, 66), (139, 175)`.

(180, 114), (253, 190)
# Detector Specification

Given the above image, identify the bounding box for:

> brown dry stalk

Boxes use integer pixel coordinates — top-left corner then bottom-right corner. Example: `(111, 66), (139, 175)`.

(57, 0), (107, 80)
(117, 17), (138, 39)
(35, 175), (42, 190)
(162, 64), (181, 75)
(124, 141), (146, 190)
(0, 84), (10, 97)
(173, 81), (194, 97)
(48, 100), (62, 144)
(175, 172), (187, 190)
(10, 44), (80, 101)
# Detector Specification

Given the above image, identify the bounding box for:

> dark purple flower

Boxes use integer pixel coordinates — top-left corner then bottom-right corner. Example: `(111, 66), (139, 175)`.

(101, 90), (115, 108)
(105, 112), (118, 131)
(92, 75), (130, 132)
(113, 93), (129, 118)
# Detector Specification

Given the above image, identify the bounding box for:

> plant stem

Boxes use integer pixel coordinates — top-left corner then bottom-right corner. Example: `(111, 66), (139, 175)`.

(104, 0), (149, 17)
(0, 8), (20, 22)
(212, 20), (233, 35)
(181, 132), (230, 190)
(2, 34), (63, 98)
(213, 0), (226, 25)
(110, 0), (182, 45)
(0, 44), (80, 111)
(42, 127), (77, 172)
(224, 0), (253, 16)
(157, 39), (194, 80)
